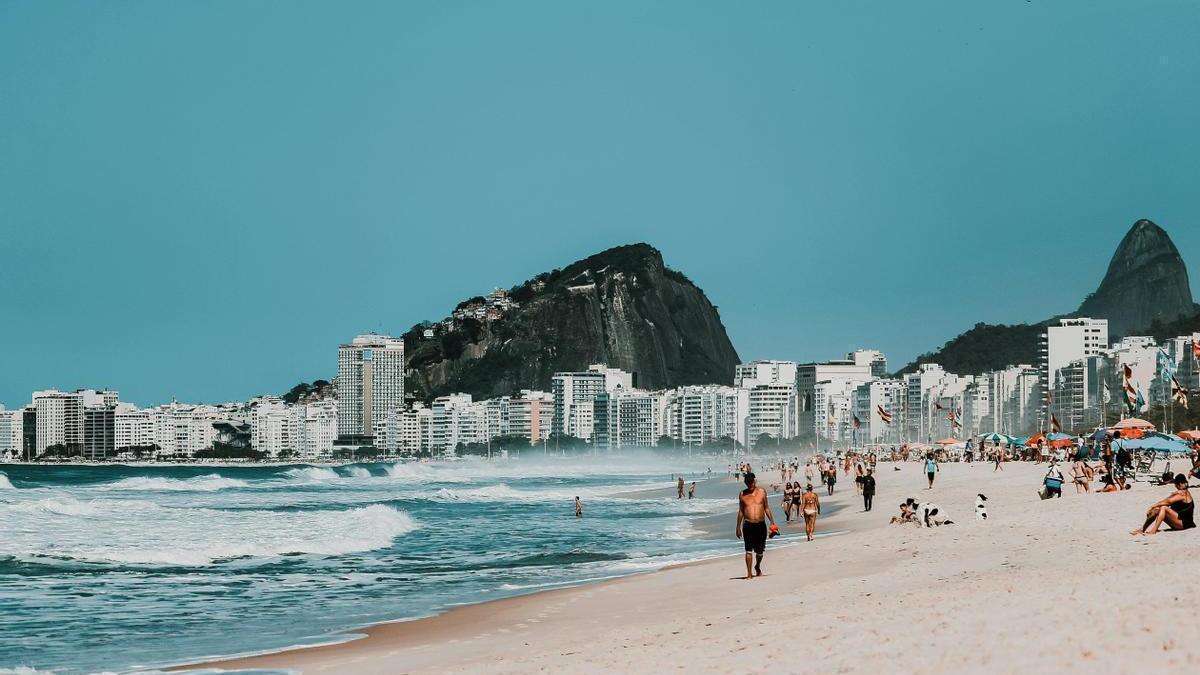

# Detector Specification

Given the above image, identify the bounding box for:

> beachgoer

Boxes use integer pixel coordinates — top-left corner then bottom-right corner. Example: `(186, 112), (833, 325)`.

(925, 453), (938, 489)
(825, 466), (837, 496)
(575, 496), (582, 518)
(890, 501), (916, 525)
(862, 468), (876, 512)
(677, 476), (685, 499)
(805, 461), (815, 484)
(735, 472), (776, 578)
(994, 443), (1005, 471)
(1043, 463), (1064, 499)
(782, 482), (794, 522)
(1132, 474), (1195, 535)
(800, 483), (820, 541)
(688, 482), (696, 500)
(1071, 457), (1091, 493)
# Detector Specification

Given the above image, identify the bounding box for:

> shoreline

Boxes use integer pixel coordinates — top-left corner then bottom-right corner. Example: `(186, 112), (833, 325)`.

(173, 461), (1200, 673)
(167, 467), (866, 674)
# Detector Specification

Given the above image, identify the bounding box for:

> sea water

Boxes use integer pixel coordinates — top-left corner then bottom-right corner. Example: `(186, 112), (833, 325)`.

(0, 455), (733, 674)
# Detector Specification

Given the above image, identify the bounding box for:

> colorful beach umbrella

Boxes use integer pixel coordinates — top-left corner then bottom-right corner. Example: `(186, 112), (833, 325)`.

(1112, 418), (1156, 431)
(978, 432), (1016, 445)
(1177, 430), (1200, 441)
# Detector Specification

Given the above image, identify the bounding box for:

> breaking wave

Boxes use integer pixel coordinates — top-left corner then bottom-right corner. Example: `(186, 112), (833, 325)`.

(281, 466), (340, 481)
(0, 473), (13, 490)
(99, 474), (250, 492)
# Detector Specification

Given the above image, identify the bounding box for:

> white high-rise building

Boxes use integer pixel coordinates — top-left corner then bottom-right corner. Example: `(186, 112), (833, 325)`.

(663, 385), (750, 449)
(852, 379), (905, 444)
(747, 384), (797, 449)
(734, 360), (798, 389)
(847, 350), (889, 379)
(593, 389), (659, 450)
(430, 394), (482, 456)
(114, 404), (155, 450)
(0, 407), (22, 458)
(1040, 318), (1109, 401)
(796, 360), (874, 438)
(507, 390), (553, 445)
(337, 334), (406, 445)
(552, 365), (632, 441)
(298, 400), (337, 459)
(252, 398), (294, 458)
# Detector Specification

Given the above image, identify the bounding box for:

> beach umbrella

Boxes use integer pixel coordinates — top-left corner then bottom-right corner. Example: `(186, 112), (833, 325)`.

(1025, 433), (1046, 448)
(1088, 428), (1110, 441)
(1115, 435), (1193, 455)
(978, 432), (1016, 444)
(935, 437), (962, 446)
(1011, 436), (1031, 447)
(1177, 430), (1200, 441)
(1112, 418), (1156, 431)
(1110, 427), (1147, 440)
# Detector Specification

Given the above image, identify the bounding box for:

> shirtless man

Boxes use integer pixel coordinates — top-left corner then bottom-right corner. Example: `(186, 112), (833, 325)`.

(735, 472), (776, 579)
(800, 483), (820, 542)
(677, 476), (685, 499)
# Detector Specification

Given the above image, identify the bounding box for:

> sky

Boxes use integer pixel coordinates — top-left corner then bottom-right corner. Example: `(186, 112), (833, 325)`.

(2, 1), (1198, 407)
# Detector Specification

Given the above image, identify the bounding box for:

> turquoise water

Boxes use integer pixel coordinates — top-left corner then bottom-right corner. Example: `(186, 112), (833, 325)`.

(0, 456), (733, 674)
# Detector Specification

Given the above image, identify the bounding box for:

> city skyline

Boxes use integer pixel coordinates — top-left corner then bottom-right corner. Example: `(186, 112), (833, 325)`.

(3, 2), (1200, 407)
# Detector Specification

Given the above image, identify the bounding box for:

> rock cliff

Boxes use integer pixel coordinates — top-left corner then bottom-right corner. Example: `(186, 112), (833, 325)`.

(404, 244), (740, 401)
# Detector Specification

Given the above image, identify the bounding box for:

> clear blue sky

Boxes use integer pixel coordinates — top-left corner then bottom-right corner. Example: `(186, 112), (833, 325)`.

(2, 1), (1198, 407)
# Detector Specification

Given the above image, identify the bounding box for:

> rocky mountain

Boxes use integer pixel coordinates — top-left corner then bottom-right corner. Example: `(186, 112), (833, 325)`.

(899, 219), (1197, 375)
(1074, 219), (1195, 335)
(403, 243), (740, 401)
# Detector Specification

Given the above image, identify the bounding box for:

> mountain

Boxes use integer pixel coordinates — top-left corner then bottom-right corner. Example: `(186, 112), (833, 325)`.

(899, 219), (1197, 375)
(403, 243), (740, 401)
(1074, 219), (1196, 335)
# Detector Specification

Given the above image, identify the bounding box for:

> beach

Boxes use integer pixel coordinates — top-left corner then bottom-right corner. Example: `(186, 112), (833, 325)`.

(181, 460), (1200, 674)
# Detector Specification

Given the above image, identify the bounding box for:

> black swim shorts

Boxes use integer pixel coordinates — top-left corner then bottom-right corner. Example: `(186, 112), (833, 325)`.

(742, 521), (767, 554)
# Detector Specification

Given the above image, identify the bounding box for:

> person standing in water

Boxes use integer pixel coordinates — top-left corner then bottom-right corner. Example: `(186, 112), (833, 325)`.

(800, 483), (820, 542)
(575, 496), (582, 518)
(688, 482), (696, 500)
(677, 476), (685, 499)
(735, 472), (776, 579)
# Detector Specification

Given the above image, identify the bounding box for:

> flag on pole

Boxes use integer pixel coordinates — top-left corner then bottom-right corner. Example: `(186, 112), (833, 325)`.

(852, 415), (862, 430)
(1102, 382), (1112, 404)
(1123, 364), (1138, 414)
(1051, 414), (1062, 434)
(1158, 348), (1177, 382)
(877, 405), (893, 425)
(1136, 387), (1148, 414)
(1172, 376), (1190, 409)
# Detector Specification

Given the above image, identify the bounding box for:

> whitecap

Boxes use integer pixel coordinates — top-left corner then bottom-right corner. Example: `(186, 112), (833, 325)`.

(282, 466), (340, 481)
(341, 466), (372, 479)
(99, 474), (250, 492)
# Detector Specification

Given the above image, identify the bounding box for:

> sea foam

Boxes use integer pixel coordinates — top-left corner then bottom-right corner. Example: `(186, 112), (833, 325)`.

(0, 473), (13, 490)
(99, 474), (250, 492)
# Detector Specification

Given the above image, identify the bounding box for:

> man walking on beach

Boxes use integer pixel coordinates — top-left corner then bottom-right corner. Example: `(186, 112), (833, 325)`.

(735, 472), (776, 579)
(801, 483), (820, 541)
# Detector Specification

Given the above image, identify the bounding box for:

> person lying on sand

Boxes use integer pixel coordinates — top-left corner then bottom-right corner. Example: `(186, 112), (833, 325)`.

(1132, 474), (1195, 535)
(736, 472), (776, 578)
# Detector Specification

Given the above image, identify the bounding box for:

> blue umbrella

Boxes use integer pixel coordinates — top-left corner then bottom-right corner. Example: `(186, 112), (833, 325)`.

(1115, 436), (1194, 455)
(1088, 428), (1109, 441)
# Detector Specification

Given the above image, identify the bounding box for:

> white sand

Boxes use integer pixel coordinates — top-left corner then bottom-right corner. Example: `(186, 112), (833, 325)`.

(180, 461), (1200, 674)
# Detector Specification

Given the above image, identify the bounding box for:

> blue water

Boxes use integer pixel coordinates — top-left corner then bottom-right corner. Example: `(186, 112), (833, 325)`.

(0, 456), (732, 674)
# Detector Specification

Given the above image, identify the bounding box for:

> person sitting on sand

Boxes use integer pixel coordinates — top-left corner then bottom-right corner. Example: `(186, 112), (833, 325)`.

(1132, 474), (1195, 535)
(1098, 473), (1119, 493)
(890, 501), (916, 525)
(736, 472), (777, 578)
(800, 483), (820, 542)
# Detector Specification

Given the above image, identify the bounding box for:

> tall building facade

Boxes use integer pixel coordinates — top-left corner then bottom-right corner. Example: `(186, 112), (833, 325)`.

(336, 334), (405, 445)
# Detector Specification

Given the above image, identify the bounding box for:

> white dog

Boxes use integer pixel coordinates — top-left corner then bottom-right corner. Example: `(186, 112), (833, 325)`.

(975, 493), (989, 521)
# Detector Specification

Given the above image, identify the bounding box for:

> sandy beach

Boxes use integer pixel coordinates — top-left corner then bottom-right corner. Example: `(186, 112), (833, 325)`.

(179, 460), (1200, 674)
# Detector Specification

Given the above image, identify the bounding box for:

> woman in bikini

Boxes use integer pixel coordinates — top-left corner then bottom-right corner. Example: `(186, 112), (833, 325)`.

(1132, 474), (1195, 535)
(782, 482), (794, 522)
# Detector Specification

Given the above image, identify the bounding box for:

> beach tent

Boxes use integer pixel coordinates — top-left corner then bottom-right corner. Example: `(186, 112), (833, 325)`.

(1112, 418), (1156, 431)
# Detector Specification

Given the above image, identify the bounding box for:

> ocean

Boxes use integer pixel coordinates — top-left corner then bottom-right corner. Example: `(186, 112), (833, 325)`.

(0, 455), (734, 674)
